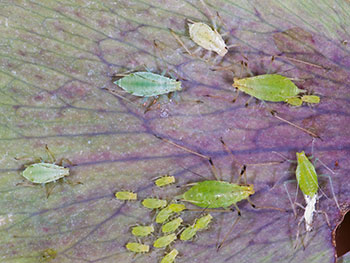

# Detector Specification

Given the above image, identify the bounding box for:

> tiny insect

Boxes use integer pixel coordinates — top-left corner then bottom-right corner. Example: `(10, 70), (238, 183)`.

(180, 225), (198, 241)
(188, 21), (228, 57)
(131, 225), (154, 237)
(115, 191), (137, 201)
(156, 203), (186, 224)
(113, 72), (182, 97)
(161, 217), (183, 233)
(155, 175), (176, 187)
(194, 214), (213, 230)
(126, 242), (150, 253)
(233, 74), (312, 106)
(153, 233), (177, 248)
(282, 150), (340, 248)
(20, 145), (70, 184)
(142, 198), (167, 209)
(160, 249), (179, 263)
(285, 95), (320, 106)
(40, 248), (57, 261)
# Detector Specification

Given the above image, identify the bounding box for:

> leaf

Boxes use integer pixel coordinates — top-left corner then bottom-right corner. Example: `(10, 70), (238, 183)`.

(0, 1), (349, 263)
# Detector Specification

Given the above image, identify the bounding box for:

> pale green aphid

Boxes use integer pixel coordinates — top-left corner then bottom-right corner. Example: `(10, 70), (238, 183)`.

(131, 225), (154, 237)
(155, 175), (175, 187)
(161, 217), (183, 233)
(180, 225), (198, 241)
(115, 191), (137, 201)
(194, 214), (213, 230)
(142, 198), (167, 209)
(126, 242), (149, 253)
(153, 233), (177, 248)
(156, 203), (186, 224)
(21, 145), (70, 184)
(114, 72), (182, 97)
(233, 74), (314, 106)
(22, 163), (69, 184)
(160, 249), (179, 263)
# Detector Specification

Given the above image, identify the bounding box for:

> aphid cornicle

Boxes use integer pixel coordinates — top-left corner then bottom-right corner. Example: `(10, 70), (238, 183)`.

(161, 249), (178, 263)
(126, 242), (149, 253)
(114, 72), (182, 97)
(115, 191), (137, 201)
(20, 145), (70, 184)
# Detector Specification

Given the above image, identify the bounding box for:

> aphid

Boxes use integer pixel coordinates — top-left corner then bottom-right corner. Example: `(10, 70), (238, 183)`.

(155, 175), (175, 187)
(131, 225), (154, 237)
(126, 242), (150, 253)
(115, 191), (137, 201)
(188, 21), (227, 57)
(21, 145), (70, 184)
(160, 249), (179, 263)
(40, 248), (57, 261)
(113, 72), (182, 97)
(153, 233), (177, 248)
(156, 203), (186, 224)
(161, 217), (183, 233)
(233, 74), (309, 106)
(285, 95), (320, 106)
(194, 214), (213, 230)
(180, 225), (198, 241)
(282, 150), (340, 248)
(142, 198), (167, 209)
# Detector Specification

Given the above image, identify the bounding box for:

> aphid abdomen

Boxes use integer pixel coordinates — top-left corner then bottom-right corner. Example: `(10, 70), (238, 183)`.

(234, 74), (305, 102)
(182, 181), (254, 208)
(115, 72), (181, 97)
(296, 151), (318, 197)
(22, 163), (69, 184)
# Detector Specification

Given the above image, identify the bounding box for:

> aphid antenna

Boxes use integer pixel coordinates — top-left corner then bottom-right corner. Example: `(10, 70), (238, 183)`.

(45, 145), (56, 163)
(199, 0), (217, 30)
(283, 179), (300, 217)
(153, 134), (220, 181)
(274, 55), (330, 71)
(178, 163), (208, 180)
(270, 110), (321, 139)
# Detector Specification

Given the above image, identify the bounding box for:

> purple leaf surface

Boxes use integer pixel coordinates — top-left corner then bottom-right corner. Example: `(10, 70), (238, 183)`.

(0, 1), (349, 263)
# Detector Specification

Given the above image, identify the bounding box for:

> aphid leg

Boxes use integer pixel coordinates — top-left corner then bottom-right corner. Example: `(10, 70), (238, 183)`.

(247, 196), (286, 212)
(283, 180), (299, 217)
(102, 87), (139, 107)
(270, 110), (321, 139)
(45, 183), (57, 198)
(319, 174), (340, 211)
(44, 145), (56, 163)
(199, 0), (217, 30)
(217, 215), (240, 251)
(274, 55), (330, 71)
(266, 56), (275, 75)
(219, 137), (241, 182)
(144, 98), (158, 113)
(315, 209), (331, 228)
(244, 96), (254, 107)
(294, 216), (306, 249)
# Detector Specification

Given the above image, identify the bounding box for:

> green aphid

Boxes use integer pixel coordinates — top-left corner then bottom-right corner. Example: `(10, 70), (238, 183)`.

(115, 191), (137, 201)
(126, 242), (149, 253)
(142, 198), (167, 209)
(131, 225), (154, 237)
(178, 180), (254, 209)
(296, 151), (318, 198)
(40, 248), (57, 262)
(301, 95), (320, 104)
(153, 233), (177, 248)
(21, 145), (70, 184)
(180, 225), (198, 241)
(194, 214), (213, 230)
(161, 217), (183, 233)
(233, 74), (312, 106)
(160, 249), (179, 263)
(114, 72), (182, 97)
(155, 175), (175, 187)
(156, 203), (186, 224)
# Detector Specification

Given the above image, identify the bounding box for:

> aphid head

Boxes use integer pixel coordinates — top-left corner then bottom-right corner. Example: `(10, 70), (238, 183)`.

(296, 151), (307, 161)
(218, 47), (228, 57)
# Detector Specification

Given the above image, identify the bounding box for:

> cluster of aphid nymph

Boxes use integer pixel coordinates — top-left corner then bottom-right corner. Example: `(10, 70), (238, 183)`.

(17, 1), (341, 262)
(116, 175), (214, 263)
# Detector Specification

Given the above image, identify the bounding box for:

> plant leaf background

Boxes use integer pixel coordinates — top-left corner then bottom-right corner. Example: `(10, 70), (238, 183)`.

(0, 1), (349, 262)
